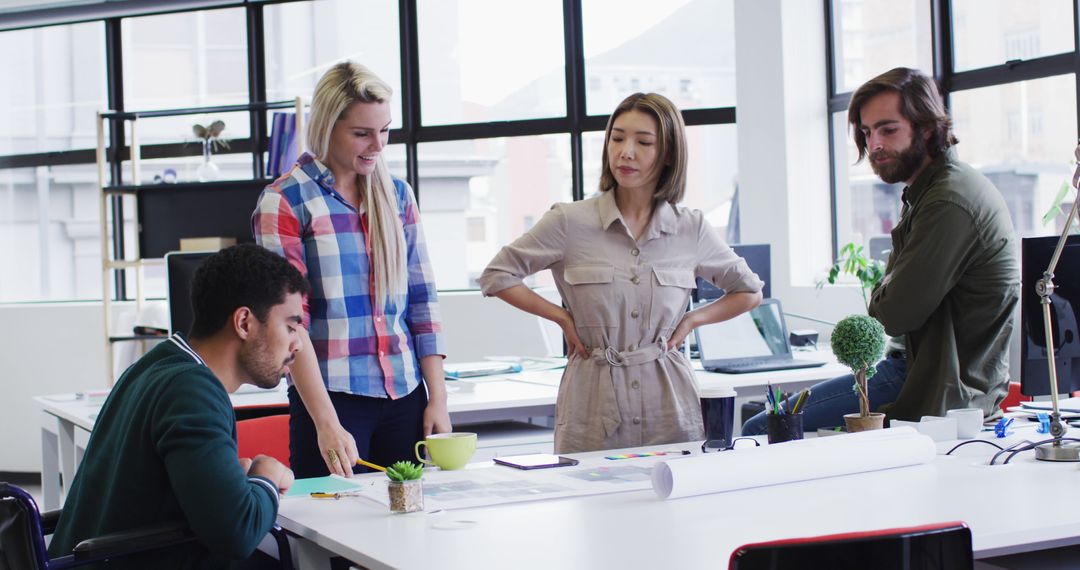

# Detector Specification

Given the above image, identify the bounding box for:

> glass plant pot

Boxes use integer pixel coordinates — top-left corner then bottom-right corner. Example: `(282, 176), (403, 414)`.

(387, 479), (423, 513)
(196, 139), (220, 182)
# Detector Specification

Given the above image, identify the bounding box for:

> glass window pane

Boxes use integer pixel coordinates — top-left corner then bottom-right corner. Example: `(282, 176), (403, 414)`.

(583, 0), (736, 115)
(264, 0), (403, 129)
(0, 22), (106, 155)
(0, 165), (103, 302)
(832, 111), (903, 260)
(122, 8), (248, 113)
(583, 124), (739, 239)
(950, 75), (1078, 236)
(417, 135), (572, 289)
(417, 0), (566, 125)
(952, 0), (1075, 72)
(831, 0), (932, 93)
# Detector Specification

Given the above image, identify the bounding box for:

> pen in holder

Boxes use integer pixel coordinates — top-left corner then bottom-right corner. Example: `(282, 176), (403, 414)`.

(764, 383), (807, 444)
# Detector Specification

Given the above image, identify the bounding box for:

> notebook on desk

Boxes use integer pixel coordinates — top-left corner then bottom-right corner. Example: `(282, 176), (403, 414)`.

(693, 298), (826, 374)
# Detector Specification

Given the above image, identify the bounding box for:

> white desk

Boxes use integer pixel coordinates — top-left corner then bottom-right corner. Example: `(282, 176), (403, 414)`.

(33, 354), (845, 511)
(32, 379), (561, 510)
(277, 433), (1080, 569)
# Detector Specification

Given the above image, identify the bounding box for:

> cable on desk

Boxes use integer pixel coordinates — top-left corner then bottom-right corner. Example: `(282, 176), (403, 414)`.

(945, 439), (1004, 455)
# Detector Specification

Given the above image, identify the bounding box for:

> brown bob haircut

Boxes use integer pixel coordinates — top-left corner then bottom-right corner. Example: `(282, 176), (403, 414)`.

(848, 67), (958, 162)
(598, 92), (688, 205)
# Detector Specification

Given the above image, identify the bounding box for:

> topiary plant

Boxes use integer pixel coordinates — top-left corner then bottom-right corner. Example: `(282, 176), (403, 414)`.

(386, 460), (424, 482)
(831, 314), (887, 418)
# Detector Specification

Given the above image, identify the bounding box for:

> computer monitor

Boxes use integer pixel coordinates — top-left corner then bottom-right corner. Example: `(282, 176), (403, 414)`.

(165, 251), (214, 336)
(1020, 235), (1080, 397)
(693, 243), (771, 301)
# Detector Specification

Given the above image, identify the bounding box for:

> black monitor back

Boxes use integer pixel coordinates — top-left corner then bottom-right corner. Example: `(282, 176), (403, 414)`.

(694, 243), (770, 301)
(1020, 235), (1080, 397)
(166, 251), (214, 336)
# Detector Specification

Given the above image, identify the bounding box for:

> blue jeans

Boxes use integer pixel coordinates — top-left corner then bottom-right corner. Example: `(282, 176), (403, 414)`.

(741, 357), (907, 436)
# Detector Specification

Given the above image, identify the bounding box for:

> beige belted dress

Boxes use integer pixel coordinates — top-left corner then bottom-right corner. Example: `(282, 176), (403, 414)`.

(478, 191), (763, 453)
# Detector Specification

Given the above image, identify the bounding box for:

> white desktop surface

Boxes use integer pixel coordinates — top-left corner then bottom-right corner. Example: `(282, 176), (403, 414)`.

(33, 354), (845, 510)
(278, 436), (1080, 569)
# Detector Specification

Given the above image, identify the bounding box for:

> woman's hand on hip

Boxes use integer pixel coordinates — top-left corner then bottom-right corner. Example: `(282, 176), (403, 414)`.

(557, 310), (588, 359)
(667, 313), (698, 351)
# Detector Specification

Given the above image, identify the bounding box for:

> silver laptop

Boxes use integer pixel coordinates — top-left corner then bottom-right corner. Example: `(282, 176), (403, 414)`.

(693, 298), (826, 374)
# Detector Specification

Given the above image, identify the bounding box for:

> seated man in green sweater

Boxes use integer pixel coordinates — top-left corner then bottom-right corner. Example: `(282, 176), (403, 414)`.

(49, 244), (305, 568)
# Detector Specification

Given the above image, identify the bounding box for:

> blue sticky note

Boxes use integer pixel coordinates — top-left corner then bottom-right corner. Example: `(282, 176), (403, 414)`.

(285, 475), (364, 497)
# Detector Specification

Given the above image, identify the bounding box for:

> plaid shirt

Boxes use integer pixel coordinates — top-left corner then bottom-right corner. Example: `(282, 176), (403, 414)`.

(252, 152), (444, 399)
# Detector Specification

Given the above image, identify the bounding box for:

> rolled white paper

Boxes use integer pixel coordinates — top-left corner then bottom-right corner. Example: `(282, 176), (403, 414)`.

(652, 427), (935, 500)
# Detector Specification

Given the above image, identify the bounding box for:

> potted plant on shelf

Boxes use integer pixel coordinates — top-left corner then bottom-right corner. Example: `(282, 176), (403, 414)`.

(386, 460), (424, 513)
(831, 314), (887, 432)
(817, 242), (885, 312)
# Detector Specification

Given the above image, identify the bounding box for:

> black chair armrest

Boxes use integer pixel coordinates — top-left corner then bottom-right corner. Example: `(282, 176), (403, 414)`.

(40, 509), (61, 534)
(72, 521), (194, 561)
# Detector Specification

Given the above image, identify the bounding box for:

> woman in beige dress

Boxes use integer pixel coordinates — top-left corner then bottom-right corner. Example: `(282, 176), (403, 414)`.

(479, 93), (763, 453)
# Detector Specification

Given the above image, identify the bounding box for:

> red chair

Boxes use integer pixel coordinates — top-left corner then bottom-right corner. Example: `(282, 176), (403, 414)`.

(729, 521), (973, 570)
(236, 414), (290, 467)
(1000, 381), (1029, 412)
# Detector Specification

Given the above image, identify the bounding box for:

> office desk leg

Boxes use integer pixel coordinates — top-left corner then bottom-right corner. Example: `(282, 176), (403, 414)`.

(39, 417), (60, 511)
(58, 418), (77, 505)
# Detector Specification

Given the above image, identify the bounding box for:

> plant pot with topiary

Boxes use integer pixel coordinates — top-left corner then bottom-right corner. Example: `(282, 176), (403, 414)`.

(830, 314), (888, 432)
(386, 460), (424, 513)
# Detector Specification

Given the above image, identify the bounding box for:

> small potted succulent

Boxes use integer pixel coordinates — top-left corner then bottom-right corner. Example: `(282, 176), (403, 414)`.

(831, 314), (887, 432)
(386, 460), (424, 513)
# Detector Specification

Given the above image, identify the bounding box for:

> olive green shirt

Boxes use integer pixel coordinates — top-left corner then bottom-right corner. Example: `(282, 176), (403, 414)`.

(870, 147), (1019, 421)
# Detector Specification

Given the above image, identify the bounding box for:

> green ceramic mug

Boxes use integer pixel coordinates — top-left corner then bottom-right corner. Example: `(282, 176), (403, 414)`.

(415, 432), (477, 470)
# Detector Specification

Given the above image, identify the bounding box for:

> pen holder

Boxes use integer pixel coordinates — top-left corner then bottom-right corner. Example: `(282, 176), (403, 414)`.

(766, 413), (804, 444)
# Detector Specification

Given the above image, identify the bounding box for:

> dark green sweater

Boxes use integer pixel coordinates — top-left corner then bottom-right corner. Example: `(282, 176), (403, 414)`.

(870, 147), (1020, 420)
(48, 335), (279, 568)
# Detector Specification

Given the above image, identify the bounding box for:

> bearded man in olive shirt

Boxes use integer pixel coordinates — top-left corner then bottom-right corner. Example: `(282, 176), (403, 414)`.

(744, 67), (1018, 435)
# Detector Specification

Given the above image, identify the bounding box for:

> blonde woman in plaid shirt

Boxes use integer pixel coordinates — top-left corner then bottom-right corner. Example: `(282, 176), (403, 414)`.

(254, 62), (450, 478)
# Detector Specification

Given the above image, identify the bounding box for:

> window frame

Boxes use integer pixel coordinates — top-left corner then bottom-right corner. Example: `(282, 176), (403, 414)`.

(824, 0), (1080, 260)
(0, 0), (738, 302)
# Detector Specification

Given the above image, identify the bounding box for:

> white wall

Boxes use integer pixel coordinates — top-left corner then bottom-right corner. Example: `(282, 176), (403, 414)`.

(735, 0), (866, 330)
(0, 302), (108, 472)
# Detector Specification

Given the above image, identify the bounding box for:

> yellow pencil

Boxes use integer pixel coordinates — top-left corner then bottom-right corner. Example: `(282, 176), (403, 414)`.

(356, 458), (387, 472)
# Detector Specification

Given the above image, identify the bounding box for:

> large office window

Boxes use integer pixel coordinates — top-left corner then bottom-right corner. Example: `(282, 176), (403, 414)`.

(0, 22), (106, 302)
(418, 135), (572, 289)
(582, 0), (736, 115)
(827, 0), (1080, 260)
(263, 0), (402, 129)
(952, 0), (1074, 72)
(0, 0), (738, 303)
(417, 0), (566, 125)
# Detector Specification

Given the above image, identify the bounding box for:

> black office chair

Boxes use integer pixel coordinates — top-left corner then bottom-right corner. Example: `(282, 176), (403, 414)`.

(0, 482), (293, 570)
(728, 521), (973, 570)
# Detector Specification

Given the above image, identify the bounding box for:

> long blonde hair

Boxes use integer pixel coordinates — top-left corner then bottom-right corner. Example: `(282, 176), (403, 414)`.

(307, 62), (406, 312)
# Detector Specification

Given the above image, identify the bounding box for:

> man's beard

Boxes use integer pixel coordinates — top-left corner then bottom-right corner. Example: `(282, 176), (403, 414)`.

(239, 333), (292, 389)
(869, 131), (928, 185)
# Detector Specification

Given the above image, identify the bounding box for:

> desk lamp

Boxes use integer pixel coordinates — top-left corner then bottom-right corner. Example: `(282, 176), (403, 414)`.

(1034, 143), (1080, 461)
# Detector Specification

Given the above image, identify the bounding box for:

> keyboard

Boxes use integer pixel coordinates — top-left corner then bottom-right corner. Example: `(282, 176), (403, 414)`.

(706, 358), (826, 374)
